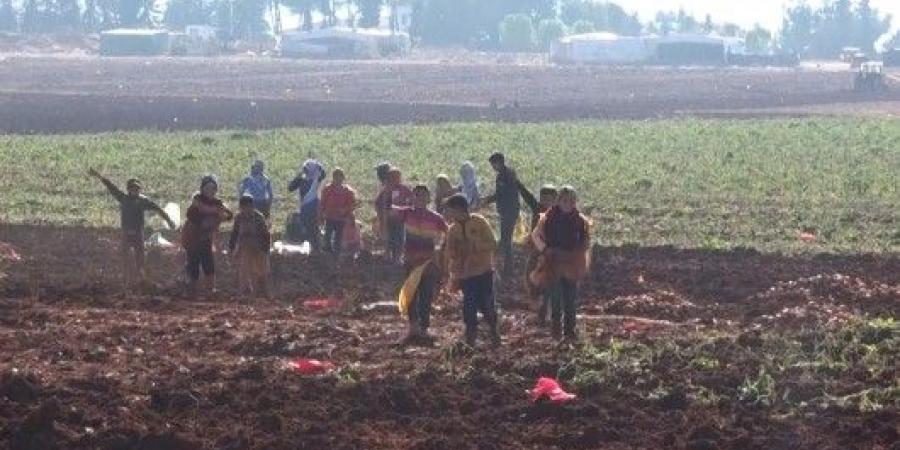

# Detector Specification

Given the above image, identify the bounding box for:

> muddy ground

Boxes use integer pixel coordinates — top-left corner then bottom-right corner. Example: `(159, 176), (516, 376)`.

(1, 56), (899, 133)
(0, 224), (897, 450)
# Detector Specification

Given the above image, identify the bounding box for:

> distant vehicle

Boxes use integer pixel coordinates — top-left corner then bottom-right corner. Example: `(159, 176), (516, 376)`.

(853, 61), (886, 92)
(849, 52), (869, 68)
(840, 46), (862, 62)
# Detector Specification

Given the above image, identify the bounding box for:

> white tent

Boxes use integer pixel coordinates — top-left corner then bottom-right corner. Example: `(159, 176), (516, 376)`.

(551, 32), (650, 64)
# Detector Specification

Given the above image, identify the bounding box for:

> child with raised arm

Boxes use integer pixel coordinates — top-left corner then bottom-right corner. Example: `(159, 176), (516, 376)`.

(229, 195), (271, 300)
(531, 186), (591, 341)
(181, 175), (233, 298)
(443, 194), (500, 348)
(89, 168), (176, 290)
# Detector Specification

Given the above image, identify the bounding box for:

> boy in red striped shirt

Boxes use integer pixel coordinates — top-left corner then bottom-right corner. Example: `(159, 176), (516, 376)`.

(393, 184), (448, 345)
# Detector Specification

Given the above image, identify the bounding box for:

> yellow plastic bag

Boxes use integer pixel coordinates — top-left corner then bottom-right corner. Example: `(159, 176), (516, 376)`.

(398, 261), (430, 316)
(514, 213), (531, 245)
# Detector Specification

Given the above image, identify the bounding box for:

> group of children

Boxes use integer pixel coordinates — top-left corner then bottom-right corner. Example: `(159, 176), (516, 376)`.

(90, 150), (592, 346)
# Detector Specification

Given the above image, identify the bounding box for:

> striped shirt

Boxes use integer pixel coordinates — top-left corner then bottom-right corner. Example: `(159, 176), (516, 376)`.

(396, 206), (448, 267)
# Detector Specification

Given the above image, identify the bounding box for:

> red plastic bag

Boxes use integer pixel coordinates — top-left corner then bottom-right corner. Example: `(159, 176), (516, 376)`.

(302, 298), (339, 310)
(528, 377), (576, 403)
(289, 359), (335, 375)
(0, 243), (21, 262)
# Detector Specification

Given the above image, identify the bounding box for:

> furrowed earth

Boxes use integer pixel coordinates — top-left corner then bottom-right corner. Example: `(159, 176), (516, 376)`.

(0, 55), (898, 450)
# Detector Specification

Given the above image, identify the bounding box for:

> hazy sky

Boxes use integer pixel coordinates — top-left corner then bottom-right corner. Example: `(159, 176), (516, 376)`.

(278, 1), (899, 35)
(622, 0), (899, 31)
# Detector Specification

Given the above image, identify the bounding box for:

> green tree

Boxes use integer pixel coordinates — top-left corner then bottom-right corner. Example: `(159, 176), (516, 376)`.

(499, 13), (533, 51)
(355, 0), (381, 28)
(0, 0), (17, 31)
(745, 24), (772, 53)
(537, 18), (565, 49)
(701, 13), (713, 33)
(164, 0), (215, 29)
(572, 19), (593, 34)
(560, 0), (641, 35)
(283, 0), (317, 30)
(676, 8), (698, 33)
(854, 0), (891, 52)
(780, 2), (816, 54)
(216, 0), (270, 41)
(117, 0), (156, 27)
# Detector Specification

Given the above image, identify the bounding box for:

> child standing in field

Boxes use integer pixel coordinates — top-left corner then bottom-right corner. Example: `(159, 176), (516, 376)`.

(459, 161), (480, 209)
(89, 168), (176, 290)
(483, 152), (522, 278)
(238, 160), (274, 219)
(375, 168), (413, 264)
(319, 168), (357, 256)
(519, 183), (559, 325)
(444, 194), (500, 348)
(181, 175), (233, 298)
(531, 186), (591, 341)
(288, 159), (326, 252)
(372, 162), (393, 245)
(434, 174), (458, 215)
(394, 184), (448, 346)
(229, 194), (271, 300)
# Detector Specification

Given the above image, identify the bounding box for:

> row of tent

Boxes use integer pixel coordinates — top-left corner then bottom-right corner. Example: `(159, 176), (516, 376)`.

(550, 33), (798, 66)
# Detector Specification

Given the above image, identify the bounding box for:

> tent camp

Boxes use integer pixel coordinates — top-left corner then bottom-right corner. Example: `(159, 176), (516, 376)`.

(280, 28), (410, 59)
(551, 32), (650, 64)
(100, 29), (170, 56)
(654, 34), (726, 65)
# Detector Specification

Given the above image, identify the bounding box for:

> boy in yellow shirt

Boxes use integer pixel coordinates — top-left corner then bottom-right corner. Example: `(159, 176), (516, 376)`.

(443, 194), (500, 348)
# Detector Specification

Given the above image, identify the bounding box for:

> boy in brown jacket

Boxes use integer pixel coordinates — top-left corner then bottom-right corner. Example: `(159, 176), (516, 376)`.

(531, 186), (591, 340)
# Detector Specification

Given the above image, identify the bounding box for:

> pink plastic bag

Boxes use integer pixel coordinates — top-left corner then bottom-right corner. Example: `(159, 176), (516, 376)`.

(302, 298), (339, 310)
(529, 377), (576, 403)
(289, 359), (335, 375)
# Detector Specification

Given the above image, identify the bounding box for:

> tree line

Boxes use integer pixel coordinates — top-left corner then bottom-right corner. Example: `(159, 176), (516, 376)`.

(0, 0), (896, 56)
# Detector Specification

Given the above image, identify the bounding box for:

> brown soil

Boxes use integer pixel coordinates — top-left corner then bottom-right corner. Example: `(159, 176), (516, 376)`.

(1, 57), (898, 133)
(0, 223), (897, 450)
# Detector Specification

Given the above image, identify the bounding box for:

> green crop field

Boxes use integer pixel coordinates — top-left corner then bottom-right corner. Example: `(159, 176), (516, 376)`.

(1, 118), (898, 253)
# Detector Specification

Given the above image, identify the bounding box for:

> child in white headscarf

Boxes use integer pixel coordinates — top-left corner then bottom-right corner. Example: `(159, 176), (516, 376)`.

(238, 160), (274, 218)
(459, 161), (480, 209)
(288, 159), (326, 251)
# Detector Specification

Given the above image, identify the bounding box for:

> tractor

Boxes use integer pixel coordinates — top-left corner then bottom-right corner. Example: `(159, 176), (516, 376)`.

(853, 61), (887, 92)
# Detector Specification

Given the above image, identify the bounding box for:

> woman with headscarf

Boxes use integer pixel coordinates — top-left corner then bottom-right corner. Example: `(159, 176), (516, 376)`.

(238, 160), (274, 218)
(182, 174), (233, 298)
(433, 173), (458, 215)
(288, 159), (326, 252)
(459, 161), (480, 209)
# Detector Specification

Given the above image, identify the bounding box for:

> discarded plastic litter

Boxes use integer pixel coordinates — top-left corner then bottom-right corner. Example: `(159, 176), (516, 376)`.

(289, 359), (335, 375)
(302, 298), (339, 310)
(273, 240), (311, 255)
(528, 377), (576, 403)
(145, 232), (175, 249)
(163, 203), (181, 229)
